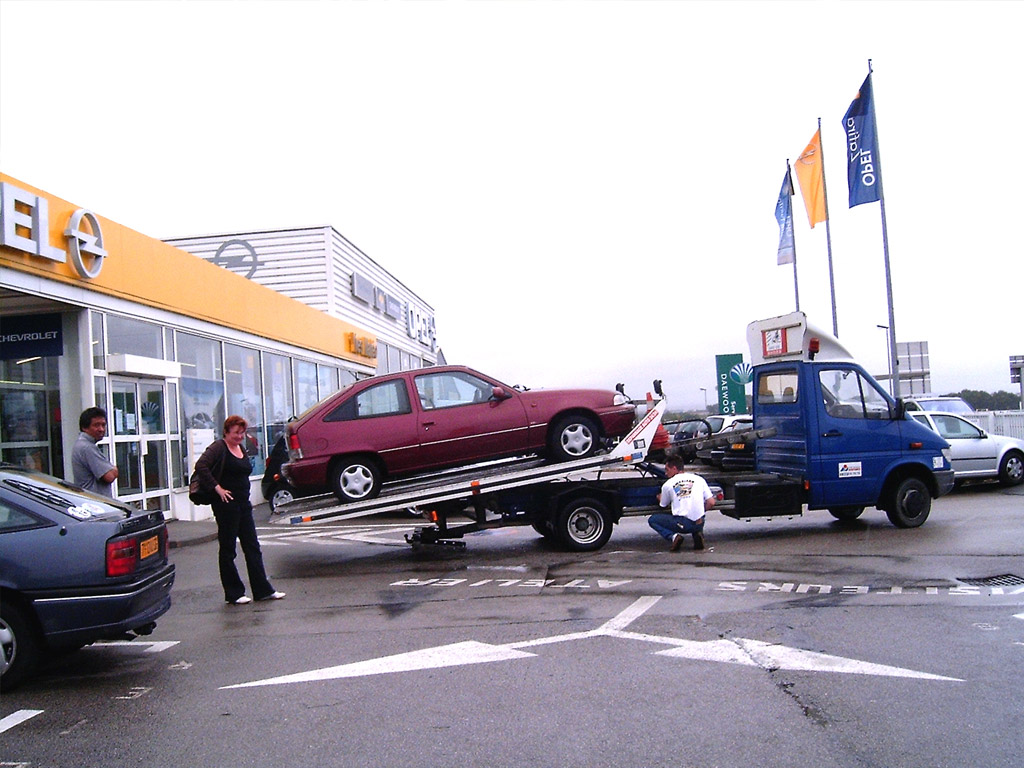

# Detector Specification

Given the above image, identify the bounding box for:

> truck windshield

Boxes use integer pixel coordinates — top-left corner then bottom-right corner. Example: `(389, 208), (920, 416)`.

(819, 369), (892, 420)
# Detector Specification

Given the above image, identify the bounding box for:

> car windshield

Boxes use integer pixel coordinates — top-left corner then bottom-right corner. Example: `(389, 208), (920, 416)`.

(914, 398), (974, 414)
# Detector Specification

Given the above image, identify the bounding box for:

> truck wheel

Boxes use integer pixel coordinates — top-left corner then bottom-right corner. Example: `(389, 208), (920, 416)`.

(555, 497), (613, 551)
(330, 457), (381, 503)
(548, 416), (599, 462)
(1, 601), (40, 691)
(828, 506), (865, 522)
(998, 450), (1024, 486)
(885, 477), (931, 528)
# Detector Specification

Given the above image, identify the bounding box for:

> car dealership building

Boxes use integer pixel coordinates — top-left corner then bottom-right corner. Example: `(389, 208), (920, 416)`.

(0, 173), (437, 520)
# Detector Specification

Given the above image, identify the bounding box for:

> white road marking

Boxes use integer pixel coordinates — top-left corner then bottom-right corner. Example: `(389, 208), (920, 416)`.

(91, 640), (180, 653)
(222, 595), (960, 689)
(0, 709), (43, 734)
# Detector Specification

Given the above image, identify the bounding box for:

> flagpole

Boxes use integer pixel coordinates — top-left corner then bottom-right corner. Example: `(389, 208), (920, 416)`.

(867, 60), (900, 399)
(817, 117), (838, 337)
(788, 158), (800, 311)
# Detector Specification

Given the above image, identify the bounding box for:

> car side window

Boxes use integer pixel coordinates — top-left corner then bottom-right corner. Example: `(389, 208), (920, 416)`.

(324, 380), (412, 422)
(415, 372), (492, 410)
(0, 500), (47, 533)
(819, 369), (892, 420)
(932, 415), (982, 440)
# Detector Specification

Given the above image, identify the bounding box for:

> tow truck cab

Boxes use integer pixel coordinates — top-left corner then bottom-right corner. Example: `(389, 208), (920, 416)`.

(745, 312), (955, 526)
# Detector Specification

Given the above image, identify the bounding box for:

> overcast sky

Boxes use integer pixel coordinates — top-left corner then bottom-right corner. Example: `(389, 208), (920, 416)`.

(2, 1), (1021, 410)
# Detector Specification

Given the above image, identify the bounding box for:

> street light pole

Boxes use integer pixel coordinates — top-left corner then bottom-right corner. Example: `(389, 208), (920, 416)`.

(877, 324), (893, 397)
(699, 387), (708, 413)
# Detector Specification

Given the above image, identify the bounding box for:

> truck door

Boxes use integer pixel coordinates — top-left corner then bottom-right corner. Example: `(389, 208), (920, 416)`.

(811, 366), (900, 508)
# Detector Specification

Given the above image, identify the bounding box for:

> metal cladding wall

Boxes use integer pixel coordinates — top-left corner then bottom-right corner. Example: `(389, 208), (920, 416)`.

(165, 225), (437, 368)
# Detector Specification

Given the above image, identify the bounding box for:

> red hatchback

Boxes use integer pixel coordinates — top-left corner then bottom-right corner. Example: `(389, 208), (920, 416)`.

(282, 366), (637, 502)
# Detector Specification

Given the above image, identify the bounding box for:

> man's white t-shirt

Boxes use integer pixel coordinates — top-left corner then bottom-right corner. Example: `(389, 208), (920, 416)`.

(659, 472), (713, 521)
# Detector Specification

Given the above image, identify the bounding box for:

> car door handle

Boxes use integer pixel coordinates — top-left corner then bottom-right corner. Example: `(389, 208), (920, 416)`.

(822, 429), (843, 438)
(422, 421), (435, 428)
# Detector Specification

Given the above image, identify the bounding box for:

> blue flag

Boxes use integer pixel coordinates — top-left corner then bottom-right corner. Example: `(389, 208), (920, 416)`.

(775, 165), (795, 265)
(843, 73), (882, 207)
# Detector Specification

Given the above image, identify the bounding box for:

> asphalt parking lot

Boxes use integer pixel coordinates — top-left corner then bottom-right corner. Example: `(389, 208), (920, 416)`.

(2, 482), (1022, 768)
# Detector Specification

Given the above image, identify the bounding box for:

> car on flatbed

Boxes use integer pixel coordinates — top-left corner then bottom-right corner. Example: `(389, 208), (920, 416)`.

(283, 366), (638, 502)
(0, 464), (175, 689)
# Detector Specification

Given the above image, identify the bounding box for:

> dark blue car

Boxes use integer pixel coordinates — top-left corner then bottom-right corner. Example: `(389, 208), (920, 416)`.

(0, 464), (175, 689)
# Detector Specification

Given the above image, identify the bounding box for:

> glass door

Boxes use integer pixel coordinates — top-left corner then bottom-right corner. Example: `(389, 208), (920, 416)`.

(110, 377), (172, 511)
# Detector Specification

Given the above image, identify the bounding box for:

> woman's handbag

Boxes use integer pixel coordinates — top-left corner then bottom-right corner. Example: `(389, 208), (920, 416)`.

(188, 445), (224, 505)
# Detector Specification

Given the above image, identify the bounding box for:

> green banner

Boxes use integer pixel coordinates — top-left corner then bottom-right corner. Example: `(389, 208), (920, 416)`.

(715, 353), (749, 415)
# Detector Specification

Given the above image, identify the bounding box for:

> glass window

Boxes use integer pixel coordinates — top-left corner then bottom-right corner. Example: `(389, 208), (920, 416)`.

(317, 364), (340, 400)
(177, 332), (222, 382)
(178, 332), (225, 478)
(757, 370), (798, 404)
(225, 343), (265, 468)
(414, 371), (492, 410)
(325, 380), (411, 422)
(90, 311), (105, 370)
(0, 357), (61, 475)
(0, 501), (47, 533)
(295, 360), (319, 414)
(932, 415), (983, 440)
(262, 352), (294, 449)
(108, 315), (163, 358)
(819, 369), (892, 420)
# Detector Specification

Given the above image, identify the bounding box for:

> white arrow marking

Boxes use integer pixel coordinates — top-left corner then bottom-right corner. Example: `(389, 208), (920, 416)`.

(0, 709), (43, 734)
(92, 640), (180, 653)
(222, 596), (960, 689)
(223, 641), (535, 688)
(1014, 613), (1024, 621)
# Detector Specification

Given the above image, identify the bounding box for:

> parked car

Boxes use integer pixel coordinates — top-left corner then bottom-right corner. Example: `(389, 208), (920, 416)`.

(695, 415), (753, 464)
(908, 411), (1024, 486)
(262, 435), (312, 512)
(0, 464), (175, 689)
(904, 395), (974, 414)
(283, 366), (638, 502)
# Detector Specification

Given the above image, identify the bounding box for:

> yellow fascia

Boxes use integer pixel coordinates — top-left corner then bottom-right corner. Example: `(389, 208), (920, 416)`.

(0, 173), (374, 365)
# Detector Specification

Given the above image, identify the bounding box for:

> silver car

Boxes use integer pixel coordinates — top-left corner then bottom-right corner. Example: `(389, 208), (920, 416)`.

(909, 411), (1024, 486)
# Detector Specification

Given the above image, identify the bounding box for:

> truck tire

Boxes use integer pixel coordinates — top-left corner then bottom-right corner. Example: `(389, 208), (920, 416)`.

(998, 450), (1024, 486)
(828, 506), (865, 522)
(555, 496), (613, 551)
(885, 477), (931, 528)
(330, 457), (382, 503)
(1, 600), (40, 691)
(548, 415), (599, 462)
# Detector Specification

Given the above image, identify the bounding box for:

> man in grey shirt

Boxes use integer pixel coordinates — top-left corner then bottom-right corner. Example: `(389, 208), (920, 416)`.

(72, 407), (118, 497)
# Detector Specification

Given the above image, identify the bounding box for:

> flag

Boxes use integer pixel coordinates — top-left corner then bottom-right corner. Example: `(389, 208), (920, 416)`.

(775, 165), (795, 265)
(842, 73), (882, 207)
(794, 129), (827, 227)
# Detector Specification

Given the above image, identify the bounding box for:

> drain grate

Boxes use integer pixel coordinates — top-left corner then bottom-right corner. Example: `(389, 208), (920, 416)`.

(957, 574), (1024, 587)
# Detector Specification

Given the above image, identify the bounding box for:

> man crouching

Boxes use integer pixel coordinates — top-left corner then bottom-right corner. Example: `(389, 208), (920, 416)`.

(648, 455), (715, 551)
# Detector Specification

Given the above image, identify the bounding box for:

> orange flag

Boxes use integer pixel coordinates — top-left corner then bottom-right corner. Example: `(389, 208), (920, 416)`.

(794, 129), (827, 228)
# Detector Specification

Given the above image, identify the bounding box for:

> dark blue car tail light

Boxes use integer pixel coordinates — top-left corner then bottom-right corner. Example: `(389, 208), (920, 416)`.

(106, 537), (138, 577)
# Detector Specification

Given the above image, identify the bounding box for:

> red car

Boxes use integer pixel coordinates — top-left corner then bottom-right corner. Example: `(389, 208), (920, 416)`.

(282, 366), (637, 502)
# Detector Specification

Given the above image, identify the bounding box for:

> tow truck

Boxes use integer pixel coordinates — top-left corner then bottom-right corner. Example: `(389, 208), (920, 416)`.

(271, 312), (955, 549)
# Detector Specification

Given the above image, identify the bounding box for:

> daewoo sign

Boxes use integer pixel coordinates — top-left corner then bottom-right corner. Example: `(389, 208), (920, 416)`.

(0, 181), (108, 278)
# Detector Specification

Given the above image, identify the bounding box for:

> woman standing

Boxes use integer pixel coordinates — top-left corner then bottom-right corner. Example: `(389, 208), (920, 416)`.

(195, 415), (285, 605)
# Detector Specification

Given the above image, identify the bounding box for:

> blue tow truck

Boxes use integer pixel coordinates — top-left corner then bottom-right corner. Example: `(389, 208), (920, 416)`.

(718, 311), (955, 526)
(273, 312), (955, 549)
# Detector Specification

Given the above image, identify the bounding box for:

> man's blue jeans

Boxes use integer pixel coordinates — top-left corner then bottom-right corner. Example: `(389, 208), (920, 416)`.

(648, 512), (704, 542)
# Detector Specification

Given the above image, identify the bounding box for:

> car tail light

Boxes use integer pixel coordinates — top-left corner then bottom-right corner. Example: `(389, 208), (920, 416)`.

(288, 432), (303, 459)
(106, 537), (139, 577)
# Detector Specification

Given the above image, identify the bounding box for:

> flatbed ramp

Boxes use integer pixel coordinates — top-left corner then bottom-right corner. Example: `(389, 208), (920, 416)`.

(272, 397), (667, 528)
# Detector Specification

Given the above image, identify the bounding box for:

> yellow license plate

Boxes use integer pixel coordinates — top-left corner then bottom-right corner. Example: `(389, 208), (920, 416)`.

(140, 535), (159, 559)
